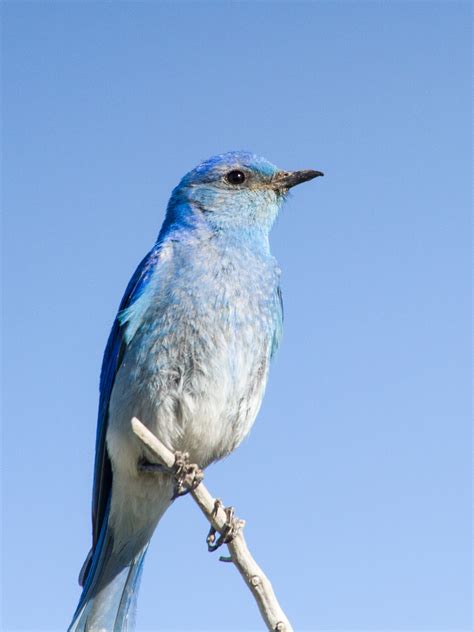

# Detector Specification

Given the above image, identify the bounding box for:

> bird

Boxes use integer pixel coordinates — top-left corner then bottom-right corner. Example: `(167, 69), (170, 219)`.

(68, 151), (323, 631)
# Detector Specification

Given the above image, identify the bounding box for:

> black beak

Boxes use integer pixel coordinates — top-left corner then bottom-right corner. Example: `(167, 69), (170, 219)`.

(273, 169), (324, 191)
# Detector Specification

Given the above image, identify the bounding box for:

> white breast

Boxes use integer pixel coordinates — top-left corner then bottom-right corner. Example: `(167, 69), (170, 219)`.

(106, 235), (278, 478)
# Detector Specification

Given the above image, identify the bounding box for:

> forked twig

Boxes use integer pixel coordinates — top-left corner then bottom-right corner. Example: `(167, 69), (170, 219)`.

(131, 417), (293, 632)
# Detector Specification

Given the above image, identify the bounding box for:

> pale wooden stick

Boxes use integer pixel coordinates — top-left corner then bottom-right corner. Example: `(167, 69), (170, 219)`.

(131, 417), (293, 632)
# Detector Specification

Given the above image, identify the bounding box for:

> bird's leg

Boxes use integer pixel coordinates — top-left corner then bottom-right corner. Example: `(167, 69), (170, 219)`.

(206, 499), (244, 554)
(137, 458), (169, 474)
(138, 452), (203, 498)
(171, 451), (204, 500)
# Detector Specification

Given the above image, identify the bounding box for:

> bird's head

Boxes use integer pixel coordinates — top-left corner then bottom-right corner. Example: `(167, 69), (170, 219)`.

(165, 151), (323, 236)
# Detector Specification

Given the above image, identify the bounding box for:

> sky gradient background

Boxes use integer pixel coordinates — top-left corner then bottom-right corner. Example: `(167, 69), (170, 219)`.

(2, 2), (472, 631)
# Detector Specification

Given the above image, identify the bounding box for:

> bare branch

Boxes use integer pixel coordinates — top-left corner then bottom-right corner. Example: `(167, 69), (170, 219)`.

(131, 417), (294, 632)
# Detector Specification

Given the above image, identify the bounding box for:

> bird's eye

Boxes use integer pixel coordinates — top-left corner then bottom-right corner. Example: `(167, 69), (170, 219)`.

(225, 170), (246, 185)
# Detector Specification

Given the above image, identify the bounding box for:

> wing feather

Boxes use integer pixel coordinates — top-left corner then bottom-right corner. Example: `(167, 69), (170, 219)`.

(91, 246), (162, 547)
(271, 285), (284, 358)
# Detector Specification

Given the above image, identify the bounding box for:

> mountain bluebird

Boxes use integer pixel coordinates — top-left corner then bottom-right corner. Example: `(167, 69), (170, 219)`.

(69, 151), (323, 631)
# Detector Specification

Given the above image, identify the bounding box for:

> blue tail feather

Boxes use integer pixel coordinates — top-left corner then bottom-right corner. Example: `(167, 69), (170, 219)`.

(69, 502), (148, 632)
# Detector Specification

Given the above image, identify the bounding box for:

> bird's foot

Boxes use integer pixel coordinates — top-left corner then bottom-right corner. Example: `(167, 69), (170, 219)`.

(138, 452), (203, 499)
(171, 451), (204, 500)
(206, 499), (244, 554)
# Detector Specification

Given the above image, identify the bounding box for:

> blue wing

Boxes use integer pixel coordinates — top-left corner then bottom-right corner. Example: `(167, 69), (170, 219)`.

(271, 285), (284, 358)
(90, 245), (162, 554)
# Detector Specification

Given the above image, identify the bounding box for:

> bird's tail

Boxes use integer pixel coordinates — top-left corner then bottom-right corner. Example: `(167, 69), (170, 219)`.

(68, 502), (148, 632)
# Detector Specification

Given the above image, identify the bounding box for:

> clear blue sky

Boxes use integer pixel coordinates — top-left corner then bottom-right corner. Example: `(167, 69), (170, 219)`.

(2, 2), (471, 631)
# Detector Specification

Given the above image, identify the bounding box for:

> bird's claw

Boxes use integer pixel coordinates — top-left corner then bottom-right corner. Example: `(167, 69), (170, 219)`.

(171, 451), (204, 500)
(206, 500), (244, 553)
(138, 452), (203, 500)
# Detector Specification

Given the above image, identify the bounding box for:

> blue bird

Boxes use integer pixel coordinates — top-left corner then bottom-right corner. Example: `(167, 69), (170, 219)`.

(69, 151), (322, 631)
